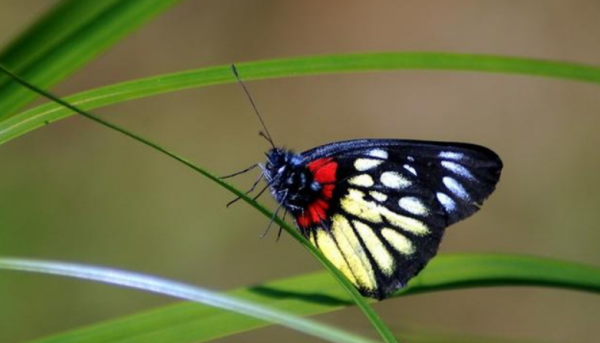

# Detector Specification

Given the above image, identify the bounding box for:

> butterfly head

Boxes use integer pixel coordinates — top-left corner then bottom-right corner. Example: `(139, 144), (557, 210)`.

(264, 148), (322, 211)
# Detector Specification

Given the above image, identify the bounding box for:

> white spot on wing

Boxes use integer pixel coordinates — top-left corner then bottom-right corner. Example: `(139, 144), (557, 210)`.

(354, 158), (383, 171)
(368, 149), (388, 159)
(399, 197), (429, 216)
(407, 156), (415, 162)
(380, 171), (411, 189)
(403, 164), (417, 176)
(437, 192), (456, 212)
(370, 191), (388, 202)
(443, 176), (470, 200)
(442, 161), (474, 180)
(439, 151), (464, 160)
(349, 174), (374, 187)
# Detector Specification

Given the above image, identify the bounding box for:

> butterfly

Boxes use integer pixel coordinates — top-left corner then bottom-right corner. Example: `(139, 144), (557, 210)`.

(0, 63), (502, 300)
(227, 66), (503, 300)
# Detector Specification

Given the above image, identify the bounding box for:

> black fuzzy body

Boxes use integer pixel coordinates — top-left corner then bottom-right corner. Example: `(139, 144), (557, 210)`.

(263, 148), (323, 214)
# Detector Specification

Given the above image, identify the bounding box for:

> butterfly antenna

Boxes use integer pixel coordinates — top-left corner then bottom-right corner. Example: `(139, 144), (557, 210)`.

(230, 64), (276, 148)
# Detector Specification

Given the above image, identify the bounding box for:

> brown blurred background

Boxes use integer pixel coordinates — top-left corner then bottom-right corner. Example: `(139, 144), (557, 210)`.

(1, 1), (599, 342)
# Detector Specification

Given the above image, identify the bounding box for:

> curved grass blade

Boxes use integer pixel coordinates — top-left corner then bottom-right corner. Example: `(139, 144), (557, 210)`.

(15, 254), (600, 343)
(0, 0), (183, 118)
(0, 65), (399, 343)
(0, 0), (121, 88)
(2, 52), (600, 145)
(0, 258), (379, 343)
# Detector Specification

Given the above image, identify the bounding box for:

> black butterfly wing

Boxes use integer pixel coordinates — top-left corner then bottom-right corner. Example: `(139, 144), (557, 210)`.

(298, 139), (502, 299)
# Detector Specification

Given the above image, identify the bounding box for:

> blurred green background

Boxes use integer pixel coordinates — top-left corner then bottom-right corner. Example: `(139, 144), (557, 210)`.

(1, 1), (599, 342)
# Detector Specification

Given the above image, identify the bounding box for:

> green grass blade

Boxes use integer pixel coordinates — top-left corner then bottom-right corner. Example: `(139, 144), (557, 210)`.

(2, 52), (600, 146)
(0, 0), (183, 118)
(0, 258), (379, 343)
(14, 254), (599, 343)
(400, 254), (600, 294)
(0, 0), (120, 88)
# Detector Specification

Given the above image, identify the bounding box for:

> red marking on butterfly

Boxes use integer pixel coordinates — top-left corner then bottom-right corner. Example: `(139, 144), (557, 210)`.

(296, 158), (338, 228)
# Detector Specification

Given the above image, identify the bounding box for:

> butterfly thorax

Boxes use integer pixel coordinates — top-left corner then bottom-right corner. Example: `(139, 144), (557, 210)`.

(264, 148), (323, 213)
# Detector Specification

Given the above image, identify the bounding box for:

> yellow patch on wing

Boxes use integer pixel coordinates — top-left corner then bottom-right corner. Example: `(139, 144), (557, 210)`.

(309, 230), (317, 246)
(380, 208), (429, 235)
(354, 220), (395, 276)
(341, 189), (430, 235)
(331, 215), (377, 291)
(341, 189), (383, 223)
(316, 229), (358, 285)
(382, 228), (415, 255)
(348, 174), (374, 187)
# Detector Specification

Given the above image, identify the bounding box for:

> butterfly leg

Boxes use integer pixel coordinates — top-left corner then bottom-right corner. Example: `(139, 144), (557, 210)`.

(260, 191), (288, 238)
(226, 171), (265, 207)
(275, 209), (289, 242)
(220, 163), (259, 179)
(251, 183), (270, 201)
